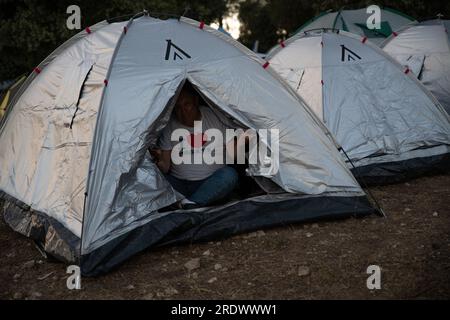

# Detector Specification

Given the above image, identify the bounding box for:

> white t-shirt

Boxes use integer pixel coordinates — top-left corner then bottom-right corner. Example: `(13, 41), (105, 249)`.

(159, 106), (231, 181)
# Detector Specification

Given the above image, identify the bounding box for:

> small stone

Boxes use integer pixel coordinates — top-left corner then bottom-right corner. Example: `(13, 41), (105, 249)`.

(202, 250), (211, 256)
(31, 292), (42, 299)
(208, 277), (218, 284)
(192, 272), (198, 279)
(164, 287), (179, 296)
(306, 232), (313, 238)
(400, 223), (406, 227)
(311, 223), (319, 229)
(214, 263), (222, 271)
(37, 272), (54, 281)
(297, 266), (310, 277)
(256, 230), (266, 237)
(13, 273), (21, 280)
(126, 284), (135, 290)
(13, 292), (23, 299)
(142, 293), (154, 300)
(22, 260), (35, 268)
(184, 258), (200, 271)
(404, 208), (411, 212)
(221, 267), (228, 272)
(432, 212), (438, 217)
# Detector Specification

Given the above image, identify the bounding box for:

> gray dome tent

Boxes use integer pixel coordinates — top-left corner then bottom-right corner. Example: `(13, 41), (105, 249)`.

(382, 19), (450, 115)
(292, 7), (415, 46)
(267, 29), (450, 184)
(0, 14), (375, 276)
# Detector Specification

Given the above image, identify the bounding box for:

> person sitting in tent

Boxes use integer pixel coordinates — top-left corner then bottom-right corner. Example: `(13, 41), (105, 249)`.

(151, 83), (246, 209)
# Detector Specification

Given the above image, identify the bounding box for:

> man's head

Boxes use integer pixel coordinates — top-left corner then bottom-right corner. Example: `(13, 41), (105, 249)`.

(174, 84), (200, 127)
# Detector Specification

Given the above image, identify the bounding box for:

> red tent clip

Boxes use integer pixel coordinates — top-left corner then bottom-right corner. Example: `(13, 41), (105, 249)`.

(85, 27), (92, 34)
(123, 26), (128, 34)
(392, 32), (398, 37)
(104, 79), (108, 86)
(262, 61), (270, 69)
(33, 67), (41, 74)
(320, 41), (323, 47)
(199, 21), (205, 29)
(280, 41), (285, 48)
(404, 68), (410, 75)
(321, 80), (324, 85)
(361, 37), (368, 43)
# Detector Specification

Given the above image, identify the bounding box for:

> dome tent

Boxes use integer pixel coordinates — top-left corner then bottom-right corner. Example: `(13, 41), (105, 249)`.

(293, 8), (415, 46)
(381, 19), (450, 115)
(0, 14), (376, 276)
(267, 29), (450, 184)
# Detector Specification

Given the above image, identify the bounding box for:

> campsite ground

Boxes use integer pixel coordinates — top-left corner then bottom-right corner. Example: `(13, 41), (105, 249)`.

(0, 173), (449, 300)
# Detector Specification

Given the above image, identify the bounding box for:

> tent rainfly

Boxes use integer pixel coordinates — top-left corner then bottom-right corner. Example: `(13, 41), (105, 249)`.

(267, 29), (450, 184)
(293, 8), (415, 45)
(381, 20), (450, 115)
(0, 15), (376, 276)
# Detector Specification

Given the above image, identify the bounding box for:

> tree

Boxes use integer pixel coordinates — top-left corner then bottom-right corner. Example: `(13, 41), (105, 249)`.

(236, 0), (450, 53)
(0, 0), (229, 82)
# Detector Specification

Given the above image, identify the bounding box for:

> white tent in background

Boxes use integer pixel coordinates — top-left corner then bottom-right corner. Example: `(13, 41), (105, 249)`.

(292, 8), (415, 45)
(0, 14), (375, 276)
(267, 29), (450, 183)
(382, 19), (450, 115)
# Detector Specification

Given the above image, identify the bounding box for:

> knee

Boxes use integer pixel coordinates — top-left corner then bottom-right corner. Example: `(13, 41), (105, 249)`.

(218, 166), (239, 187)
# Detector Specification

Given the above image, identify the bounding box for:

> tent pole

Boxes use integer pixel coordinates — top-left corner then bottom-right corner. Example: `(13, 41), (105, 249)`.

(340, 147), (386, 218)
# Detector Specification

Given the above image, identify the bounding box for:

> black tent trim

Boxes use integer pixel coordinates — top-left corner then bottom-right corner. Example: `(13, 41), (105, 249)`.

(80, 194), (376, 276)
(351, 152), (450, 185)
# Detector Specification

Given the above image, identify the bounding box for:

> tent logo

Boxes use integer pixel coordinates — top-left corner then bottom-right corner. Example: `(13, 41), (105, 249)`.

(340, 45), (362, 62)
(165, 39), (191, 61)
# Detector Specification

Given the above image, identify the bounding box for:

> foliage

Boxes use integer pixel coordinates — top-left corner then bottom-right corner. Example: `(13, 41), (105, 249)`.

(1, 0), (449, 81)
(236, 0), (450, 53)
(0, 0), (228, 82)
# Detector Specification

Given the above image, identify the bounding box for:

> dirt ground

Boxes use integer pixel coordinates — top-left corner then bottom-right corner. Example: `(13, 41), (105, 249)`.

(0, 173), (449, 300)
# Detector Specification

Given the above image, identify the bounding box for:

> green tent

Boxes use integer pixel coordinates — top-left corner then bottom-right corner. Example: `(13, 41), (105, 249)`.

(293, 7), (415, 45)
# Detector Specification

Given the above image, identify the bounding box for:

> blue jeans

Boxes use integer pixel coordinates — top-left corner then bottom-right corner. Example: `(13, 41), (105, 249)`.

(165, 166), (238, 206)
